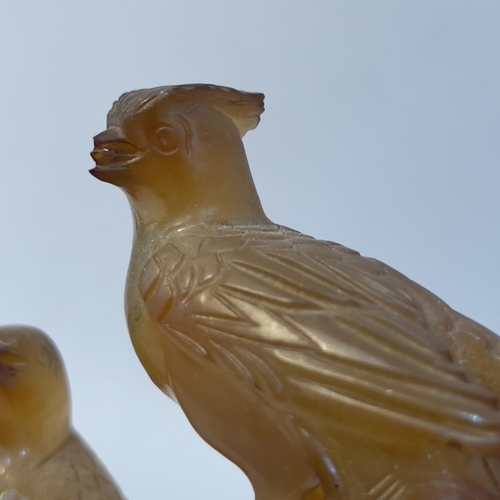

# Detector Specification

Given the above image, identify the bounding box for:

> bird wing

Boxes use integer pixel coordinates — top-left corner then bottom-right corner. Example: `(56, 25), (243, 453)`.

(139, 227), (500, 454)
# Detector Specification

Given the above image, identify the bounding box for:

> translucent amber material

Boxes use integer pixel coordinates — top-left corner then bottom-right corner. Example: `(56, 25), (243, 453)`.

(90, 84), (500, 500)
(0, 326), (125, 500)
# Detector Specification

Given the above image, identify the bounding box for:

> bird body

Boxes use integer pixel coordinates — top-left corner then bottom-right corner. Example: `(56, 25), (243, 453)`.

(0, 326), (125, 500)
(128, 221), (500, 499)
(91, 84), (500, 499)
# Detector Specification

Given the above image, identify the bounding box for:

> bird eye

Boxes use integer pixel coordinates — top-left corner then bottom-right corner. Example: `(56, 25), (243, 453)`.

(153, 126), (179, 156)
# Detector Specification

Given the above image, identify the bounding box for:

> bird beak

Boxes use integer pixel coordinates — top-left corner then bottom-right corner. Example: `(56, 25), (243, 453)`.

(89, 128), (142, 183)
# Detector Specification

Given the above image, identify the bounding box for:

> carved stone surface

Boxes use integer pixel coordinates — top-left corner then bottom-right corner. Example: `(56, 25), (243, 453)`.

(90, 84), (500, 500)
(0, 326), (125, 500)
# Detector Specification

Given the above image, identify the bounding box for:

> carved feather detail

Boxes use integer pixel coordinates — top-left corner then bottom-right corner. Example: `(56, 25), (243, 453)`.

(139, 225), (500, 454)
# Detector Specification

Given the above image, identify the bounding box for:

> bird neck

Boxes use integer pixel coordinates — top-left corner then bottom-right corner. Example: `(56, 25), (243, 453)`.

(127, 151), (270, 234)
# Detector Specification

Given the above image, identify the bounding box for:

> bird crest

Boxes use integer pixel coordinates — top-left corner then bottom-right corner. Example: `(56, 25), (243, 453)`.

(107, 83), (265, 137)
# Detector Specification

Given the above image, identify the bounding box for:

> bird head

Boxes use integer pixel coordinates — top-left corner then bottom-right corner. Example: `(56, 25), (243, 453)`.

(90, 84), (268, 228)
(0, 326), (70, 458)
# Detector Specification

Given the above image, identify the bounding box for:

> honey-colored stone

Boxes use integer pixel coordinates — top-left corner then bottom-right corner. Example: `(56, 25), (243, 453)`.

(0, 325), (125, 500)
(90, 84), (500, 500)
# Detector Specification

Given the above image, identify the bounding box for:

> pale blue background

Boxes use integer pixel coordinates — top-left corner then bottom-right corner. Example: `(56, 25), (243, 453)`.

(1, 2), (499, 499)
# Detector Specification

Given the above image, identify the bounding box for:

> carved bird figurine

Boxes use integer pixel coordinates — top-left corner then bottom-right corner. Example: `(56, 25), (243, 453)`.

(90, 84), (500, 500)
(0, 325), (125, 500)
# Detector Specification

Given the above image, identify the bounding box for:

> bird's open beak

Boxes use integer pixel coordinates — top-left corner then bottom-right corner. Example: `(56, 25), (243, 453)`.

(89, 129), (143, 182)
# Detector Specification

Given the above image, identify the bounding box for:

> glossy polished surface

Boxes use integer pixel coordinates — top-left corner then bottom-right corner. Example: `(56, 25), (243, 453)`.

(91, 84), (500, 500)
(0, 326), (125, 500)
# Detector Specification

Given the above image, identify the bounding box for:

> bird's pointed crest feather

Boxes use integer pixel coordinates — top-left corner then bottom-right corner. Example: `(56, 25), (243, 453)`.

(107, 84), (265, 137)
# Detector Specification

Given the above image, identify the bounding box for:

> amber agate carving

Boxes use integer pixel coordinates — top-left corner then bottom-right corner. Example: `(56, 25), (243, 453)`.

(0, 325), (125, 500)
(90, 84), (500, 500)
